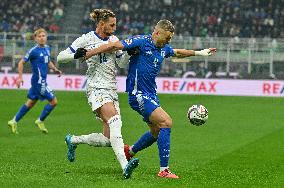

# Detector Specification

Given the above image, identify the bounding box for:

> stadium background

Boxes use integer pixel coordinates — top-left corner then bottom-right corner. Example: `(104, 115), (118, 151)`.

(0, 0), (283, 187)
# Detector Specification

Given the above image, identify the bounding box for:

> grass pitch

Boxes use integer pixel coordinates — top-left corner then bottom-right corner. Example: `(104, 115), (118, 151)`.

(0, 89), (283, 187)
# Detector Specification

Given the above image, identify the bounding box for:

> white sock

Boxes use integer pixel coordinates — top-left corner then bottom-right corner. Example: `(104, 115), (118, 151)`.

(108, 115), (128, 170)
(71, 133), (111, 147)
(160, 167), (169, 172)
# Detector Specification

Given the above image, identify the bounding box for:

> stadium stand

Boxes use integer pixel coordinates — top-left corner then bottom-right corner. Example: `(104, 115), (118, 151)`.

(82, 0), (284, 38)
(0, 0), (65, 34)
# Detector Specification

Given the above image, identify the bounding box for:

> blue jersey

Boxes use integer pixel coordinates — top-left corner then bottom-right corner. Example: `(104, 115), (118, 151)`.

(121, 35), (174, 95)
(23, 45), (51, 86)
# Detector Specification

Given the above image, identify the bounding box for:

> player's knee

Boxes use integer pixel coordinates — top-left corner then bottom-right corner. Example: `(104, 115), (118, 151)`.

(160, 117), (172, 128)
(50, 99), (58, 107)
(25, 101), (36, 108)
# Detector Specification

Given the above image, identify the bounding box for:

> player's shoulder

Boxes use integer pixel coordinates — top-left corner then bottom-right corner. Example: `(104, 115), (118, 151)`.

(131, 35), (150, 41)
(163, 44), (173, 49)
(44, 44), (51, 50)
(77, 31), (95, 42)
(27, 45), (39, 54)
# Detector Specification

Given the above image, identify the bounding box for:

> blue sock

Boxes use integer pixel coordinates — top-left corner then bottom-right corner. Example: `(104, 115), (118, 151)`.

(39, 104), (55, 121)
(15, 104), (30, 122)
(131, 131), (157, 153)
(157, 128), (171, 167)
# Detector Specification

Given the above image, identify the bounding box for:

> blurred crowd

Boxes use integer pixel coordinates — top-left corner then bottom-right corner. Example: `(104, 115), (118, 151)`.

(82, 0), (284, 38)
(0, 0), (64, 36)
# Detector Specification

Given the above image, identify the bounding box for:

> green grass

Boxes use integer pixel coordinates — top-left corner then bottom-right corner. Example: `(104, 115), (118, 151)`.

(0, 89), (283, 187)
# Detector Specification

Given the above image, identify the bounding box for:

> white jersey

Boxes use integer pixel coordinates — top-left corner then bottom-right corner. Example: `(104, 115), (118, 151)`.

(69, 31), (119, 90)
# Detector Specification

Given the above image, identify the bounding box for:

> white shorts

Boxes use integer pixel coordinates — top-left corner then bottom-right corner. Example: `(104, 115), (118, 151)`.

(86, 88), (120, 119)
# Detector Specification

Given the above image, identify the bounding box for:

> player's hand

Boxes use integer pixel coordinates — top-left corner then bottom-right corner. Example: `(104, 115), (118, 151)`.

(127, 47), (139, 56)
(208, 48), (217, 55)
(74, 48), (87, 59)
(16, 77), (23, 88)
(195, 48), (217, 56)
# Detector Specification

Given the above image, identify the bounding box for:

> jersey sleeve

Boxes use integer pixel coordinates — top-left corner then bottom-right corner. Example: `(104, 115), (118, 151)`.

(69, 33), (89, 53)
(121, 36), (144, 51)
(23, 48), (34, 62)
(165, 45), (175, 58)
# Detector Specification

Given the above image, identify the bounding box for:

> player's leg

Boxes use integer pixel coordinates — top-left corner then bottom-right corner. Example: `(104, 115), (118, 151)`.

(97, 102), (128, 168)
(8, 96), (37, 134)
(36, 87), (57, 133)
(125, 125), (158, 160)
(70, 121), (111, 147)
(97, 102), (139, 179)
(149, 107), (178, 179)
(67, 90), (113, 147)
(65, 112), (111, 162)
(125, 94), (159, 159)
(65, 90), (112, 162)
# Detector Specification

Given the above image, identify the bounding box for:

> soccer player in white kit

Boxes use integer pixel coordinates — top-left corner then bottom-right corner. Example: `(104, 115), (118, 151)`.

(56, 9), (138, 179)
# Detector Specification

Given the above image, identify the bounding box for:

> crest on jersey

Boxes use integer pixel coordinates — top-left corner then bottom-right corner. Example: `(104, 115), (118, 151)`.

(124, 39), (133, 45)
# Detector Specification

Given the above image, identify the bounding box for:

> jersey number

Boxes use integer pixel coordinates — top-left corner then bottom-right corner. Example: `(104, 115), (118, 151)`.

(44, 56), (49, 64)
(99, 53), (107, 64)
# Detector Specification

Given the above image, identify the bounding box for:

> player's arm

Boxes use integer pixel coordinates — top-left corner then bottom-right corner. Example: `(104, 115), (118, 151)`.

(85, 41), (124, 59)
(16, 59), (25, 88)
(173, 48), (217, 58)
(57, 34), (88, 63)
(115, 50), (130, 68)
(48, 61), (62, 77)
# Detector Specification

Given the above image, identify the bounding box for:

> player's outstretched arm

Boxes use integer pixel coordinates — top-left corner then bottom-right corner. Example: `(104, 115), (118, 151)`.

(173, 48), (217, 58)
(16, 59), (25, 88)
(48, 61), (63, 77)
(85, 41), (124, 59)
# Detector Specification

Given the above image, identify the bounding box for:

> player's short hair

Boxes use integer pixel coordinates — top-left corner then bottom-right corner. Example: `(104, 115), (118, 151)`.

(34, 28), (47, 37)
(156, 20), (175, 33)
(90, 9), (116, 23)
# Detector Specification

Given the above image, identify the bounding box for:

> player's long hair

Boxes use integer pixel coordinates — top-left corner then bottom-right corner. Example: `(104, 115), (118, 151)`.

(90, 9), (115, 23)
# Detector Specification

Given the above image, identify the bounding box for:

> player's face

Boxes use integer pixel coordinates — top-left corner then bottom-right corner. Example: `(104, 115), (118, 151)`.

(103, 17), (117, 36)
(156, 28), (174, 48)
(35, 32), (47, 46)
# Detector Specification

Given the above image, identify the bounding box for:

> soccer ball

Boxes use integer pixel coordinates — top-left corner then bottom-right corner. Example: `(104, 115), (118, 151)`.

(187, 104), (208, 126)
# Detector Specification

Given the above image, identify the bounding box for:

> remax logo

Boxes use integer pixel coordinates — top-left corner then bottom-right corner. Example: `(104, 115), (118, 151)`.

(162, 80), (217, 93)
(64, 77), (86, 89)
(263, 83), (284, 94)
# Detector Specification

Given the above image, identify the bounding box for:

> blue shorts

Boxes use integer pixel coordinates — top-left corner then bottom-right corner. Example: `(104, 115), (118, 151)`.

(128, 93), (160, 124)
(27, 84), (55, 101)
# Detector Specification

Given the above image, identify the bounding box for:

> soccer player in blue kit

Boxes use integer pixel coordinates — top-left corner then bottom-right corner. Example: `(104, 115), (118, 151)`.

(82, 20), (216, 178)
(8, 28), (62, 134)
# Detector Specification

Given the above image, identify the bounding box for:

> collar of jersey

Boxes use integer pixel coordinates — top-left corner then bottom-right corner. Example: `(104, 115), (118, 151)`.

(93, 31), (109, 41)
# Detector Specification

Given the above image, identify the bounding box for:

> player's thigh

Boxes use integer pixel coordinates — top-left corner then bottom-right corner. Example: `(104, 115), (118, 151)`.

(96, 102), (117, 123)
(149, 107), (172, 128)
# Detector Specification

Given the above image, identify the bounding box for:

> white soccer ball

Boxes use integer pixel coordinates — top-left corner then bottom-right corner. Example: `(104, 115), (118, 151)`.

(187, 104), (208, 126)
